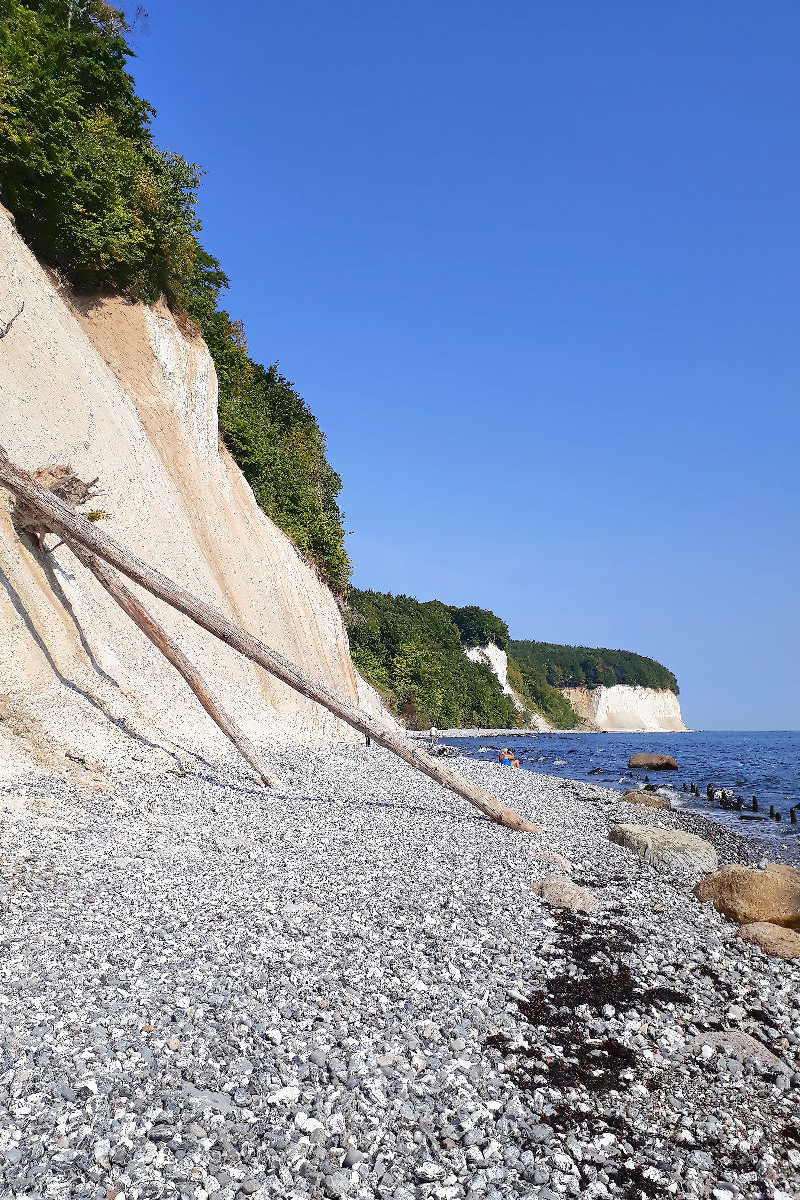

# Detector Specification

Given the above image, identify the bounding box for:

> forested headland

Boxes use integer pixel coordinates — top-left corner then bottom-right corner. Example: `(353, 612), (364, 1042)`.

(346, 590), (583, 729)
(346, 590), (524, 730)
(510, 641), (679, 694)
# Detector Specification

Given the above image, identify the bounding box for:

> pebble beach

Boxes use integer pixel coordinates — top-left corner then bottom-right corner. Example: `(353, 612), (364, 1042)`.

(1, 744), (798, 1200)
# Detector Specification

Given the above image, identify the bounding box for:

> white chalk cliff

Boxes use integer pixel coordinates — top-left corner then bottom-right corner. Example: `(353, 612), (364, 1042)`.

(559, 685), (687, 732)
(464, 642), (686, 733)
(0, 204), (395, 784)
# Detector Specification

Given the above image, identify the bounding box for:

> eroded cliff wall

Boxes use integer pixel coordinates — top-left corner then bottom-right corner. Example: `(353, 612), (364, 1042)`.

(559, 685), (687, 732)
(0, 205), (394, 783)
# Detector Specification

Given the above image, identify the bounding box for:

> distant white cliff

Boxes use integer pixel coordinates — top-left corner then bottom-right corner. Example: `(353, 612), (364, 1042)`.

(464, 643), (687, 733)
(559, 685), (687, 732)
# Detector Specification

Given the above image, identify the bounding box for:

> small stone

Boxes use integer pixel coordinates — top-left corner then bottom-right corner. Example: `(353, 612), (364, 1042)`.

(267, 1085), (301, 1105)
(93, 1139), (112, 1168)
(416, 1161), (444, 1181)
(147, 1124), (176, 1142)
(529, 1125), (553, 1144)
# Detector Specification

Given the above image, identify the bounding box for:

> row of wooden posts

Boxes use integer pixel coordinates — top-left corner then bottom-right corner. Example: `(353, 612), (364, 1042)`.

(0, 447), (536, 832)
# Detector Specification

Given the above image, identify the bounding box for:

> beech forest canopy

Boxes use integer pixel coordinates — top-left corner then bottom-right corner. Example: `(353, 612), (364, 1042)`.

(347, 589), (523, 730)
(347, 589), (581, 729)
(510, 640), (679, 694)
(0, 0), (350, 592)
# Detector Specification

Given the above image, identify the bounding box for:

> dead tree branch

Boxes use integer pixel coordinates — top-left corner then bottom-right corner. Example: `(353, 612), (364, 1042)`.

(0, 446), (537, 831)
(0, 302), (24, 340)
(67, 538), (279, 787)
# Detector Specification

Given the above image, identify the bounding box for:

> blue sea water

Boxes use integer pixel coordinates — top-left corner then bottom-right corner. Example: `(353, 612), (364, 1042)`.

(441, 730), (800, 849)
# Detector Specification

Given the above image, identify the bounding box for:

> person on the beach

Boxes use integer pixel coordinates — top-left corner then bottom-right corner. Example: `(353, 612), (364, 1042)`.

(498, 748), (520, 768)
(429, 726), (438, 747)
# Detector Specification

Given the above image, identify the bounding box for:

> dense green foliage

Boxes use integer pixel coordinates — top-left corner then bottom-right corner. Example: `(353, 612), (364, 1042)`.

(445, 605), (509, 650)
(347, 589), (522, 730)
(0, 0), (200, 305)
(0, 0), (350, 591)
(510, 640), (679, 694)
(506, 656), (582, 729)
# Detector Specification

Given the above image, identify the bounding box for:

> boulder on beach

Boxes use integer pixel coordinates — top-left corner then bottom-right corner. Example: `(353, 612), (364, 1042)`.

(628, 753), (678, 771)
(621, 789), (671, 810)
(608, 824), (718, 875)
(738, 922), (800, 960)
(531, 875), (600, 914)
(693, 863), (800, 927)
(686, 1030), (789, 1071)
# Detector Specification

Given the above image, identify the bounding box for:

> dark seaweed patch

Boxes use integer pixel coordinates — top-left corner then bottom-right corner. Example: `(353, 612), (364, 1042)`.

(485, 911), (685, 1100)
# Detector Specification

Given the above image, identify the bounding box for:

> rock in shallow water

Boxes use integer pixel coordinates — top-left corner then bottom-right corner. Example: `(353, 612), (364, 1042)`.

(694, 863), (800, 926)
(608, 824), (718, 875)
(628, 753), (678, 770)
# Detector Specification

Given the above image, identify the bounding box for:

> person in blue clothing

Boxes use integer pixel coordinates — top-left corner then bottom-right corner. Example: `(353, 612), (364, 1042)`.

(498, 748), (520, 768)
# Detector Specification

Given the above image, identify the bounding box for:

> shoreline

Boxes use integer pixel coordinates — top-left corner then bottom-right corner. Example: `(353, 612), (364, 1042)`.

(409, 727), (694, 737)
(0, 745), (797, 1198)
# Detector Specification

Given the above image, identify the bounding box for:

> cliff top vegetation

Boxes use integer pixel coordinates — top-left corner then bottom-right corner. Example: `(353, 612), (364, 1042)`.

(0, 0), (350, 591)
(510, 640), (679, 694)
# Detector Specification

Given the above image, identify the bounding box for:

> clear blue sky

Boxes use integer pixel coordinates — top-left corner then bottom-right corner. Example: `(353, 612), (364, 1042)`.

(131, 2), (800, 730)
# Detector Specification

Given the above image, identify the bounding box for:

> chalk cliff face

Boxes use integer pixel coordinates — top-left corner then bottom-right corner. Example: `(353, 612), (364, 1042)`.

(559, 685), (687, 732)
(0, 205), (394, 782)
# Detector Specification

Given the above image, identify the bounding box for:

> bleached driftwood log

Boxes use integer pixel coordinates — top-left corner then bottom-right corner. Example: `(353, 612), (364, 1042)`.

(67, 539), (279, 788)
(0, 447), (537, 831)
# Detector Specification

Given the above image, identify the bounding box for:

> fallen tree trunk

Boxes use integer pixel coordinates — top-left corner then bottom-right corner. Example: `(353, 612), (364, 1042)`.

(0, 447), (536, 830)
(67, 539), (279, 788)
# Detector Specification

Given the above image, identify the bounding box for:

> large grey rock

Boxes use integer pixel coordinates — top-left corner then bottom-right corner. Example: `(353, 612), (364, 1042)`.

(608, 824), (718, 875)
